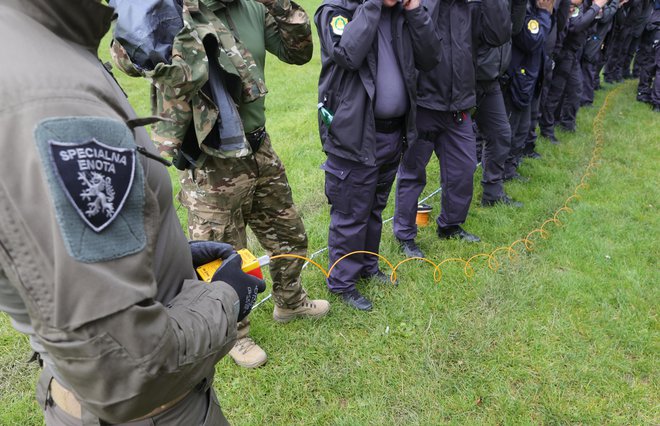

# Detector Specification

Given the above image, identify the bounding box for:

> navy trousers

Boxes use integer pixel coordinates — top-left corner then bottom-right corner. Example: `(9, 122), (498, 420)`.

(540, 49), (581, 136)
(605, 26), (633, 82)
(623, 35), (641, 78)
(636, 32), (659, 104)
(581, 59), (597, 105)
(526, 56), (554, 152)
(474, 80), (512, 202)
(324, 129), (402, 293)
(394, 107), (476, 241)
(504, 98), (532, 178)
(654, 45), (660, 107)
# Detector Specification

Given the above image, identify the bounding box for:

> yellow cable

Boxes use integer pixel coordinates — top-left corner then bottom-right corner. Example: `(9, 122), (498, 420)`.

(266, 84), (623, 284)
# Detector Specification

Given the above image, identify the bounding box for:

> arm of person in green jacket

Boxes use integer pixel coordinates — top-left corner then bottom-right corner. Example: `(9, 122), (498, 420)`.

(260, 0), (314, 65)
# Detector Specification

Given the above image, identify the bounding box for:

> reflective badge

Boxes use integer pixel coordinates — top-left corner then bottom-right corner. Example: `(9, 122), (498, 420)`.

(331, 15), (349, 36)
(528, 19), (540, 35)
(48, 139), (135, 232)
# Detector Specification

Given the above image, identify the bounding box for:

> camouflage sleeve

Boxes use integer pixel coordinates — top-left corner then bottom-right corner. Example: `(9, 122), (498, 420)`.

(109, 39), (146, 78)
(151, 87), (192, 158)
(110, 4), (209, 100)
(260, 0), (313, 65)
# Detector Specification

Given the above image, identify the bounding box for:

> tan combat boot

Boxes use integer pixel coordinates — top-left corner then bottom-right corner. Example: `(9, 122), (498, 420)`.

(272, 297), (330, 323)
(229, 337), (267, 368)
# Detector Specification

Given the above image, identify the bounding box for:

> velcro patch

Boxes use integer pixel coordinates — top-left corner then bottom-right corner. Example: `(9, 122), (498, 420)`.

(34, 117), (146, 263)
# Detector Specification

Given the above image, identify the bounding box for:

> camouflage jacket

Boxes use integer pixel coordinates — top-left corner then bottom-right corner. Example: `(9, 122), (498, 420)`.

(111, 0), (312, 159)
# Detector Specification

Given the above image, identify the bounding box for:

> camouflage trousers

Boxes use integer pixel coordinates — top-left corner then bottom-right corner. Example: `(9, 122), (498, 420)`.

(179, 132), (308, 314)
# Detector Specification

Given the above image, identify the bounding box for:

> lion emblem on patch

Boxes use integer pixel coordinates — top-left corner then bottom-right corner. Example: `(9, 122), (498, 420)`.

(78, 171), (116, 218)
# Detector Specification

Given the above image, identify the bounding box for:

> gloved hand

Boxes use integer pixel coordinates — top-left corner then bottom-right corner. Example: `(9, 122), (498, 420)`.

(212, 254), (267, 322)
(189, 240), (236, 268)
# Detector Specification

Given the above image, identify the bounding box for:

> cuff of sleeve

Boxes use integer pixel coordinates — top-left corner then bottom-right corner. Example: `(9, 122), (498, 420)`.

(266, 0), (293, 18)
(210, 282), (241, 324)
(404, 5), (425, 21)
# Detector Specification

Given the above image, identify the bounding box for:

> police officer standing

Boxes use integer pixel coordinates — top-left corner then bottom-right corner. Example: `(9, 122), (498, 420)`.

(0, 0), (265, 424)
(503, 0), (554, 180)
(636, 0), (660, 110)
(315, 0), (440, 309)
(539, 0), (608, 141)
(581, 0), (621, 107)
(472, 0), (528, 207)
(394, 0), (483, 258)
(526, 0), (570, 149)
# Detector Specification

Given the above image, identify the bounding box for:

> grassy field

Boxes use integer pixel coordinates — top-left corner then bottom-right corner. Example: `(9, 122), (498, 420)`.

(1, 3), (659, 424)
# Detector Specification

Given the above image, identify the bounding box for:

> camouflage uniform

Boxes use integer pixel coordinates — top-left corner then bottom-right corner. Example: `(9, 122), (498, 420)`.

(111, 0), (313, 314)
(182, 134), (308, 309)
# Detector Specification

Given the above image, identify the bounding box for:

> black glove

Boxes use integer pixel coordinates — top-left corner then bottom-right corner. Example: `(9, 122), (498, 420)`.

(212, 253), (267, 322)
(189, 240), (236, 268)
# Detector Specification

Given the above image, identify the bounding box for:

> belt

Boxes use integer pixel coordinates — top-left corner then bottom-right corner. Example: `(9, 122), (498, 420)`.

(245, 126), (267, 153)
(374, 116), (405, 134)
(49, 379), (190, 421)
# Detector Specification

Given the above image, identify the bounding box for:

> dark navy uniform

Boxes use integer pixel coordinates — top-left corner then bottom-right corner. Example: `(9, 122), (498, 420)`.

(527, 0), (571, 151)
(624, 0), (653, 77)
(395, 0), (482, 244)
(472, 0), (526, 204)
(581, 0), (619, 106)
(504, 0), (552, 179)
(604, 0), (647, 82)
(539, 0), (604, 139)
(636, 3), (660, 107)
(315, 0), (439, 305)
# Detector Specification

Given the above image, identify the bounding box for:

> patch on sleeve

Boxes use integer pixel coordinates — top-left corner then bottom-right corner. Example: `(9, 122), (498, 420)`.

(527, 19), (540, 35)
(331, 15), (349, 36)
(34, 117), (146, 263)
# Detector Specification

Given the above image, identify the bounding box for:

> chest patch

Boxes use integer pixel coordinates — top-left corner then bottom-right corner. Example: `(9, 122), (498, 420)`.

(528, 19), (540, 35)
(35, 117), (146, 263)
(331, 15), (349, 36)
(49, 139), (135, 232)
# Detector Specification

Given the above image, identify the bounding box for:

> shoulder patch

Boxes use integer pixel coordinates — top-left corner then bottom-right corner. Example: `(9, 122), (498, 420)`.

(331, 15), (349, 36)
(527, 19), (540, 35)
(34, 117), (146, 263)
(48, 139), (135, 232)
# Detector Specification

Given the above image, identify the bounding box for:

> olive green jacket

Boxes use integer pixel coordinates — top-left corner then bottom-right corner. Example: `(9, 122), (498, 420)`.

(0, 0), (238, 422)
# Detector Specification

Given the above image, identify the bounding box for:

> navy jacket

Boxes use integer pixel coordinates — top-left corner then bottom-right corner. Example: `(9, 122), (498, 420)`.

(417, 0), (476, 112)
(471, 0), (517, 81)
(315, 0), (440, 165)
(507, 0), (551, 109)
(583, 0), (619, 63)
(562, 0), (603, 52)
(543, 0), (570, 62)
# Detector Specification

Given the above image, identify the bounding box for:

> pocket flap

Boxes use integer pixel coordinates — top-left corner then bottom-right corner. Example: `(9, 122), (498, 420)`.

(320, 161), (351, 181)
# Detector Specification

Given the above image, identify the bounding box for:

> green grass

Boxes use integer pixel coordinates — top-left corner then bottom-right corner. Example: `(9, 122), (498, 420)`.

(1, 3), (659, 423)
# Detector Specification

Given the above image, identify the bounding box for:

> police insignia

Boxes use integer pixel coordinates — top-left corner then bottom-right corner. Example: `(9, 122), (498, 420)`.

(331, 15), (348, 36)
(48, 139), (136, 232)
(528, 19), (540, 34)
